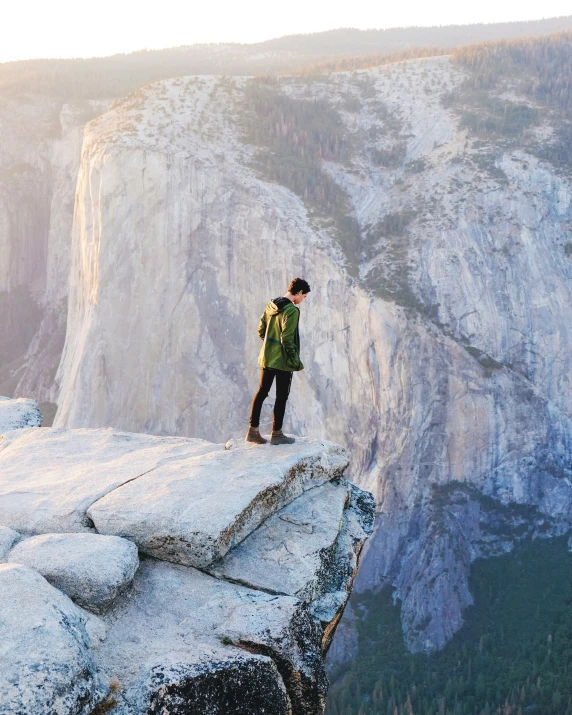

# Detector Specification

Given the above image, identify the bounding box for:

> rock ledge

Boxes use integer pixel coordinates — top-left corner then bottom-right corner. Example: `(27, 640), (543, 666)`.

(0, 417), (373, 715)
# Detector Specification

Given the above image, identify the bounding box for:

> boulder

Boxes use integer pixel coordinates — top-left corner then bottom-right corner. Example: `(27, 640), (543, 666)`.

(0, 525), (19, 560)
(0, 563), (106, 715)
(88, 439), (349, 568)
(0, 397), (42, 434)
(94, 559), (328, 715)
(8, 532), (139, 613)
(112, 648), (291, 715)
(0, 427), (222, 533)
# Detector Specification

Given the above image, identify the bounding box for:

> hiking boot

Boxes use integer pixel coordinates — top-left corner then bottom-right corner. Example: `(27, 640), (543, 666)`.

(245, 426), (267, 444)
(270, 430), (295, 445)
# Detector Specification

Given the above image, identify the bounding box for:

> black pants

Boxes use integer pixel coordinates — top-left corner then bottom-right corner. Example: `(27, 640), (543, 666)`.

(249, 368), (293, 431)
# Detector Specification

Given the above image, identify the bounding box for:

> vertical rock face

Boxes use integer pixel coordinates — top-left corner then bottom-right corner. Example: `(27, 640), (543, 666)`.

(0, 99), (108, 405)
(48, 62), (572, 654)
(7, 57), (572, 655)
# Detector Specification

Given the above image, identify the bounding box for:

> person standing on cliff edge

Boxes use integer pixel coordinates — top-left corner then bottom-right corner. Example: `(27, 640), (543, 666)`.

(246, 277), (311, 445)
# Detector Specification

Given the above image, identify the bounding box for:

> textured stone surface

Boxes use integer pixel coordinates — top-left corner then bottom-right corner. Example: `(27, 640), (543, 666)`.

(211, 480), (350, 594)
(0, 397), (42, 433)
(211, 478), (374, 635)
(0, 427), (221, 533)
(95, 559), (328, 715)
(0, 525), (19, 560)
(8, 532), (139, 613)
(310, 484), (375, 651)
(88, 439), (349, 567)
(112, 649), (291, 715)
(0, 563), (106, 715)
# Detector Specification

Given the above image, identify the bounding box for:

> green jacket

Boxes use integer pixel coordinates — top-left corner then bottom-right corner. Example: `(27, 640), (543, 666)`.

(257, 297), (304, 372)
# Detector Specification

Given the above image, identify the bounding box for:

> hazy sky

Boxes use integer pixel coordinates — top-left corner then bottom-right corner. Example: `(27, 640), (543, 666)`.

(2, 0), (571, 62)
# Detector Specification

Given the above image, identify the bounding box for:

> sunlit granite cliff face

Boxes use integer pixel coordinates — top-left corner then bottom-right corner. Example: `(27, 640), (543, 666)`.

(0, 97), (109, 409)
(46, 56), (572, 657)
(0, 398), (374, 714)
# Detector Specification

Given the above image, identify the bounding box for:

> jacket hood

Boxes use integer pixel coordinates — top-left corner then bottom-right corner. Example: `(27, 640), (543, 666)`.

(266, 297), (294, 315)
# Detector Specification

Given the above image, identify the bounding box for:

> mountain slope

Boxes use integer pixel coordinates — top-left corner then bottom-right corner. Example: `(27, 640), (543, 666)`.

(1, 16), (572, 99)
(48, 46), (572, 658)
(327, 537), (572, 714)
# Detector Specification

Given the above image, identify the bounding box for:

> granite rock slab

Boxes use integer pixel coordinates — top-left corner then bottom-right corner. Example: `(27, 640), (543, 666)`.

(211, 479), (375, 649)
(8, 532), (139, 613)
(0, 420), (370, 714)
(0, 427), (222, 533)
(210, 479), (350, 597)
(88, 439), (349, 568)
(0, 563), (106, 715)
(94, 558), (328, 715)
(0, 397), (42, 434)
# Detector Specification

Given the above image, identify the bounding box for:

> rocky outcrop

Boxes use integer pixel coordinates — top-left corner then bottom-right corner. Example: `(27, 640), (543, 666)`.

(0, 426), (373, 714)
(211, 479), (351, 595)
(0, 426), (221, 533)
(211, 479), (375, 648)
(97, 560), (329, 715)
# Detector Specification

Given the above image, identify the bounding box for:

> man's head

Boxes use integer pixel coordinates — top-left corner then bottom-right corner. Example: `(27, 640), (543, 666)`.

(286, 277), (311, 305)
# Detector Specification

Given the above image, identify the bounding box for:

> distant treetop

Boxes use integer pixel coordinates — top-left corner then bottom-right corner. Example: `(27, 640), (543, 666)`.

(1, 16), (572, 101)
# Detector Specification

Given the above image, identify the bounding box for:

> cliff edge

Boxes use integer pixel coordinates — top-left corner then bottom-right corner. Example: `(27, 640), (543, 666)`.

(0, 397), (374, 715)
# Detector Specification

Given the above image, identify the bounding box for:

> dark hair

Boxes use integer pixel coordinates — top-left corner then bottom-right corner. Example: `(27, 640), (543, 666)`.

(288, 277), (311, 295)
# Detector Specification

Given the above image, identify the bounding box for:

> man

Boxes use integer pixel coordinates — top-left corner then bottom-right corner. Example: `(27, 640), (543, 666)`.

(246, 277), (311, 445)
